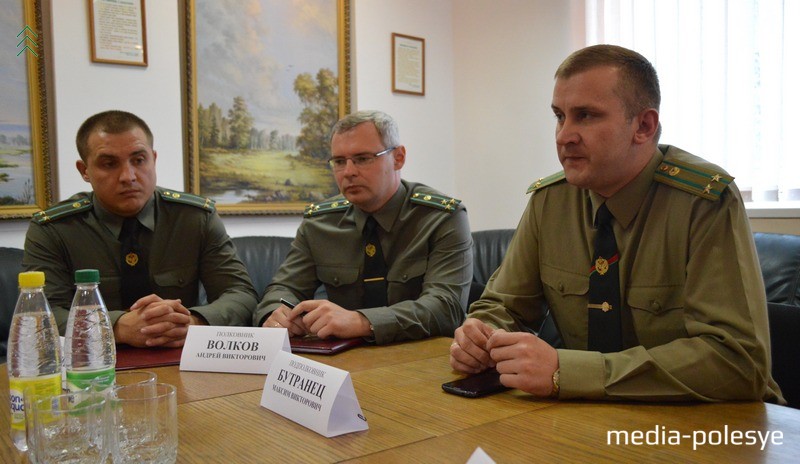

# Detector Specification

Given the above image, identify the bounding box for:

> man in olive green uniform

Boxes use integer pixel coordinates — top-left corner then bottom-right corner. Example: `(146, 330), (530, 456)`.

(23, 110), (257, 348)
(256, 110), (472, 344)
(450, 45), (784, 403)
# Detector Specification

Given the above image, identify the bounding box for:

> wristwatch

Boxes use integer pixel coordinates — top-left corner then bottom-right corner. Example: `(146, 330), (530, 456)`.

(550, 368), (560, 398)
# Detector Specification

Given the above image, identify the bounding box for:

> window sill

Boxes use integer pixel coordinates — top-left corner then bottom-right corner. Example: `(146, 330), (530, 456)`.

(745, 202), (800, 219)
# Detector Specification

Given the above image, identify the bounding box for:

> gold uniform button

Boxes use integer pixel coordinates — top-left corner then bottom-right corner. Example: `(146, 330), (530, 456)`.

(649, 300), (661, 311)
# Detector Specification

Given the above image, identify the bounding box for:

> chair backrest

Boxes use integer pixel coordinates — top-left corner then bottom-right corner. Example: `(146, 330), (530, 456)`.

(0, 247), (25, 361)
(469, 229), (516, 305)
(767, 302), (800, 408)
(754, 232), (800, 306)
(231, 236), (294, 299)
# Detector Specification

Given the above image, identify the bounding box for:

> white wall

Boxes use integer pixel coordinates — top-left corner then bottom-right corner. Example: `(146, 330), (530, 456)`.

(353, 0), (455, 193)
(51, 0), (183, 200)
(453, 0), (585, 231)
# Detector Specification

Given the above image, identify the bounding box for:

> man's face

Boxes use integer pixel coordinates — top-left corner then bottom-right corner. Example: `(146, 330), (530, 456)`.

(330, 122), (405, 213)
(551, 66), (644, 198)
(76, 127), (157, 217)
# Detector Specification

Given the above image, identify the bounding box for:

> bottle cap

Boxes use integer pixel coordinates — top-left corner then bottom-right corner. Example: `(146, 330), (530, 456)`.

(19, 271), (45, 288)
(75, 269), (101, 284)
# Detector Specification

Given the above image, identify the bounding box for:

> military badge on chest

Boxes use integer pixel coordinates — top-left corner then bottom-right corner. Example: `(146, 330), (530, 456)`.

(125, 252), (139, 267)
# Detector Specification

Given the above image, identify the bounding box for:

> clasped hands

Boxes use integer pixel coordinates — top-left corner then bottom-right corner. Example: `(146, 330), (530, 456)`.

(450, 318), (559, 397)
(262, 299), (372, 339)
(114, 294), (204, 348)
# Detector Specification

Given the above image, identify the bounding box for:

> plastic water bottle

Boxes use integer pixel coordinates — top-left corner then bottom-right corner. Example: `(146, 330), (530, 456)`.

(63, 269), (116, 392)
(7, 271), (63, 452)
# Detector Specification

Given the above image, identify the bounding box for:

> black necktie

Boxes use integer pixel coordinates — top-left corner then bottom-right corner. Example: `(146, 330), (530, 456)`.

(120, 217), (152, 308)
(361, 216), (388, 308)
(587, 203), (623, 353)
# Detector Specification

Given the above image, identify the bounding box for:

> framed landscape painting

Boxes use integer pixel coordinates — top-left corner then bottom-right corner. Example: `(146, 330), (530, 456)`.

(182, 0), (351, 214)
(0, 0), (53, 219)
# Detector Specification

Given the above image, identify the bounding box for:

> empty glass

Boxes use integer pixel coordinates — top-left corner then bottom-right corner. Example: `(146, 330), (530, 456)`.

(109, 383), (178, 464)
(31, 390), (108, 464)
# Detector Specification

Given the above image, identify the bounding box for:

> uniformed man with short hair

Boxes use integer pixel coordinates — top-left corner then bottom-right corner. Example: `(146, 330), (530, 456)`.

(255, 110), (472, 344)
(450, 45), (784, 404)
(23, 110), (257, 348)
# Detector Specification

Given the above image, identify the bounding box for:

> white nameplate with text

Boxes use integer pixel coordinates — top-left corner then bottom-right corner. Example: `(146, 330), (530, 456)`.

(261, 350), (368, 438)
(180, 326), (290, 374)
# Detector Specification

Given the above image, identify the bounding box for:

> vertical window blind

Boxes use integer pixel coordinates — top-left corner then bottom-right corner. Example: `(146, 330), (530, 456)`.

(585, 0), (799, 204)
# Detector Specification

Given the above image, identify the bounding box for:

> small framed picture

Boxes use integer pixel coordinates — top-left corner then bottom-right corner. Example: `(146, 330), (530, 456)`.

(392, 33), (425, 96)
(88, 0), (148, 67)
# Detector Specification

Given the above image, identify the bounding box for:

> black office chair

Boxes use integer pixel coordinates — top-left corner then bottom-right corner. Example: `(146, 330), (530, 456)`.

(768, 302), (800, 409)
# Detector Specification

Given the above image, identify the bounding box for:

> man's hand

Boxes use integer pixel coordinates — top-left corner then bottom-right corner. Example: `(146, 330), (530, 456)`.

(287, 300), (372, 339)
(486, 330), (559, 397)
(450, 318), (496, 374)
(113, 295), (194, 348)
(262, 303), (309, 337)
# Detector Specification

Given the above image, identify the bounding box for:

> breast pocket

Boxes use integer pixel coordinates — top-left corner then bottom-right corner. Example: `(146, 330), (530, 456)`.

(541, 264), (588, 304)
(317, 264), (361, 308)
(152, 264), (199, 302)
(387, 259), (427, 302)
(153, 264), (197, 289)
(541, 264), (588, 343)
(317, 264), (360, 288)
(627, 285), (687, 347)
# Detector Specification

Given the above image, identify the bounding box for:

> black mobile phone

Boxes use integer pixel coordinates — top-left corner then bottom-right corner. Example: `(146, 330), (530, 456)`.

(441, 369), (509, 398)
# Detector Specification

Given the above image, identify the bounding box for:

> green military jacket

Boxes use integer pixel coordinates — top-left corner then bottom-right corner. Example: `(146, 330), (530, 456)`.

(23, 187), (257, 334)
(255, 180), (473, 345)
(470, 145), (784, 403)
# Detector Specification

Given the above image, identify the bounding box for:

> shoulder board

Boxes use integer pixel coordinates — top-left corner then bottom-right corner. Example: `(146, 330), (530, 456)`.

(410, 191), (461, 213)
(654, 160), (733, 201)
(32, 198), (92, 225)
(527, 171), (566, 195)
(159, 189), (216, 212)
(304, 198), (350, 217)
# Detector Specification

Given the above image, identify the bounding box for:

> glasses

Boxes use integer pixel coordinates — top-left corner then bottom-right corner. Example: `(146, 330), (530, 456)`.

(328, 146), (397, 171)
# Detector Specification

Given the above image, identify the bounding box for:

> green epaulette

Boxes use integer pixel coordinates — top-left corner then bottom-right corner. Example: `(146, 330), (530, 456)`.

(526, 171), (567, 195)
(304, 197), (351, 217)
(654, 159), (733, 201)
(32, 198), (92, 225)
(159, 189), (215, 212)
(410, 191), (461, 212)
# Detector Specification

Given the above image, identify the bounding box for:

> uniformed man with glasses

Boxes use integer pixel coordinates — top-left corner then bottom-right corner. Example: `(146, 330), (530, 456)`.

(255, 110), (473, 344)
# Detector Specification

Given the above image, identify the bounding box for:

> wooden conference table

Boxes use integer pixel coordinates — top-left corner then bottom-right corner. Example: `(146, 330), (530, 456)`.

(2, 337), (799, 463)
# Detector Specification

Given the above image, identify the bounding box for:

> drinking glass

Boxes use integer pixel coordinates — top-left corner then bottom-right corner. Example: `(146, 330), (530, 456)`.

(109, 382), (178, 464)
(31, 391), (108, 464)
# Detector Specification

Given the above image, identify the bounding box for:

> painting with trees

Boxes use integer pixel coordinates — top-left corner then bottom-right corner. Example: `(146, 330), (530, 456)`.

(184, 0), (350, 214)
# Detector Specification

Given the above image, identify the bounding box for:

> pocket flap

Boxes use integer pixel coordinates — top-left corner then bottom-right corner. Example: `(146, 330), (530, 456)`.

(317, 265), (359, 288)
(387, 259), (427, 283)
(627, 285), (684, 314)
(153, 265), (196, 288)
(541, 264), (588, 296)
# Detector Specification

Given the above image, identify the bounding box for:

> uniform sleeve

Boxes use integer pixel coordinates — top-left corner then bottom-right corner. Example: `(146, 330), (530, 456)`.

(189, 212), (258, 327)
(468, 196), (550, 333)
(22, 221), (79, 334)
(358, 207), (474, 344)
(559, 185), (778, 402)
(254, 222), (321, 326)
